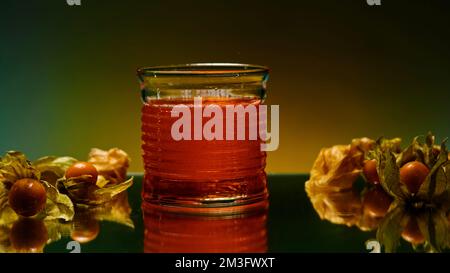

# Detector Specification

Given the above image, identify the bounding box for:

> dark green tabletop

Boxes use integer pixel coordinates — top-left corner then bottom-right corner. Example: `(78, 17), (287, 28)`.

(42, 174), (416, 253)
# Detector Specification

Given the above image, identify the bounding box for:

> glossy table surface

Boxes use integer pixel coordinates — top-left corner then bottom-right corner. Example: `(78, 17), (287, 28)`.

(36, 174), (418, 253)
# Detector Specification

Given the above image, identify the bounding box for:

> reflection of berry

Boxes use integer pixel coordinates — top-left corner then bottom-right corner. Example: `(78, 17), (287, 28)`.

(10, 218), (48, 252)
(66, 162), (98, 184)
(400, 161), (429, 194)
(401, 217), (425, 245)
(363, 159), (379, 184)
(71, 215), (100, 244)
(9, 179), (47, 217)
(363, 187), (392, 218)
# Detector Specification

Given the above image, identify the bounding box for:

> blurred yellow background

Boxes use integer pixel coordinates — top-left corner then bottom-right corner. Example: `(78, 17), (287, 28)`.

(1, 0), (450, 173)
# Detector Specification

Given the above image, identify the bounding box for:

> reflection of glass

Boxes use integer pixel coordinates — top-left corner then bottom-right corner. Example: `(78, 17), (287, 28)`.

(143, 201), (268, 253)
(137, 64), (269, 209)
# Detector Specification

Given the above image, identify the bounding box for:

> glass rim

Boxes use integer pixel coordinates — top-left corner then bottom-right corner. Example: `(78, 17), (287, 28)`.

(137, 63), (269, 77)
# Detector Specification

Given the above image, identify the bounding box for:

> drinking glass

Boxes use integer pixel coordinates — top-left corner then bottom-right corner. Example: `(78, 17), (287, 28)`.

(137, 63), (269, 210)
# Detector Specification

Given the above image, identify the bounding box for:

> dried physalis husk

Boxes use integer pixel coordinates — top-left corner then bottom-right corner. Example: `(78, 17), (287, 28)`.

(74, 193), (134, 229)
(88, 148), (130, 184)
(305, 138), (375, 228)
(60, 148), (133, 206)
(62, 176), (133, 206)
(0, 152), (74, 222)
(306, 138), (374, 192)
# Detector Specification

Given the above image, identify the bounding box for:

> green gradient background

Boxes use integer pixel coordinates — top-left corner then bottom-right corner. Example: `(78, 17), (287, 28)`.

(1, 0), (450, 173)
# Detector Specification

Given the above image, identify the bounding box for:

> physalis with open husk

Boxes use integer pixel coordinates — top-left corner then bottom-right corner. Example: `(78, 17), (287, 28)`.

(306, 133), (450, 252)
(58, 148), (133, 206)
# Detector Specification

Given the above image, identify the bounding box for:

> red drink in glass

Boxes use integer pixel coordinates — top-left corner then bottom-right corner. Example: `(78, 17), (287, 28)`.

(138, 64), (269, 209)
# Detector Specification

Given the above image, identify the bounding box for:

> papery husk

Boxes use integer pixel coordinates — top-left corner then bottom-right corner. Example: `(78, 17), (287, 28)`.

(75, 192), (134, 228)
(306, 133), (450, 252)
(305, 138), (375, 228)
(0, 152), (40, 188)
(40, 181), (74, 221)
(61, 176), (133, 206)
(88, 148), (130, 184)
(0, 152), (75, 222)
(305, 138), (374, 192)
(60, 148), (133, 206)
(33, 156), (78, 186)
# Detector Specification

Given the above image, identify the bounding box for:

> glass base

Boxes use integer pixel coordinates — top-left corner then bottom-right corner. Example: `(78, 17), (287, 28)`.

(141, 173), (268, 214)
(142, 196), (269, 215)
